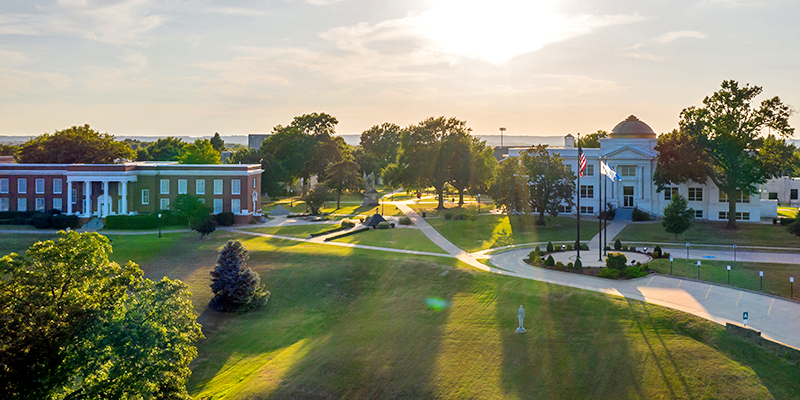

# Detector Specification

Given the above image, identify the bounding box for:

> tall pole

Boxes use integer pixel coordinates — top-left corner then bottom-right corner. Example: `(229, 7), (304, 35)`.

(603, 158), (608, 256)
(499, 127), (506, 148)
(598, 160), (602, 261)
(576, 133), (581, 261)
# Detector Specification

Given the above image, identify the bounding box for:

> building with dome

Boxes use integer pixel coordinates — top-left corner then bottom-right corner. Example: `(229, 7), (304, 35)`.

(507, 115), (789, 222)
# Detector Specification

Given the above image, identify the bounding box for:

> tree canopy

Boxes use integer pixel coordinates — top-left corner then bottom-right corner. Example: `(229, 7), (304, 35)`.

(138, 136), (186, 161)
(654, 80), (795, 228)
(578, 130), (608, 148)
(360, 122), (402, 174)
(662, 193), (694, 238)
(519, 145), (575, 224)
(179, 138), (221, 164)
(16, 124), (135, 164)
(323, 159), (363, 209)
(0, 231), (202, 399)
(209, 240), (269, 313)
(210, 132), (225, 152)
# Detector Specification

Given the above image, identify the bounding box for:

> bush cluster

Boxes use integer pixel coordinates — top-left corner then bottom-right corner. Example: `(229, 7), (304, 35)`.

(631, 207), (652, 221)
(444, 212), (453, 220)
(398, 215), (413, 225)
(340, 219), (356, 228)
(214, 212), (236, 226)
(614, 239), (622, 250)
(377, 221), (391, 229)
(545, 255), (555, 266)
(602, 252), (647, 279)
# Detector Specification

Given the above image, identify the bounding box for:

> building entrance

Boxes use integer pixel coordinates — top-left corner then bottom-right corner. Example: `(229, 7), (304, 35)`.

(623, 186), (634, 208)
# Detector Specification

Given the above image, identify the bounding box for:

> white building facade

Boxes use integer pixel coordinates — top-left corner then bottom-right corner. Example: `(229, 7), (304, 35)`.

(507, 115), (789, 222)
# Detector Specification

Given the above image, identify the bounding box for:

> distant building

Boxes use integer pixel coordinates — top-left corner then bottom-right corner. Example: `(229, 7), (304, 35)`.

(506, 115), (791, 222)
(0, 162), (263, 223)
(248, 134), (271, 150)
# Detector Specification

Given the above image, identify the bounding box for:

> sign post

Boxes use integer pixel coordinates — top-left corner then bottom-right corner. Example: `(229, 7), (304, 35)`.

(686, 243), (690, 259)
(697, 260), (701, 280)
(670, 256), (673, 276)
(733, 244), (737, 261)
(743, 311), (749, 326)
(791, 277), (794, 299)
(727, 265), (731, 285)
(759, 271), (764, 292)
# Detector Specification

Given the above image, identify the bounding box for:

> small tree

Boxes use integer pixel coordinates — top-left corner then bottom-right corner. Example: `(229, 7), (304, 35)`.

(209, 241), (269, 312)
(192, 217), (216, 239)
(614, 239), (622, 250)
(606, 252), (628, 271)
(303, 185), (332, 215)
(210, 132), (225, 152)
(788, 210), (800, 237)
(323, 159), (363, 209)
(179, 139), (220, 164)
(662, 193), (694, 238)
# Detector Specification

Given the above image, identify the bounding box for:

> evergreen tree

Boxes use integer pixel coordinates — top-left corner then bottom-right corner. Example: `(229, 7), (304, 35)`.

(210, 132), (225, 152)
(662, 193), (694, 238)
(209, 241), (269, 312)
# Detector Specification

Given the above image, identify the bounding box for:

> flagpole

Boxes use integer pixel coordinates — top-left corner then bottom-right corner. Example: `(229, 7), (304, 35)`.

(598, 159), (602, 262)
(576, 133), (581, 261)
(603, 158), (608, 256)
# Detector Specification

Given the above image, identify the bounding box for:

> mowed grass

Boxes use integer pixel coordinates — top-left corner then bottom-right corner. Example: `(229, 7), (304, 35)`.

(648, 258), (800, 299)
(411, 207), (595, 252)
(617, 221), (800, 248)
(778, 207), (798, 219)
(4, 232), (800, 399)
(319, 203), (404, 216)
(331, 227), (448, 254)
(242, 224), (343, 238)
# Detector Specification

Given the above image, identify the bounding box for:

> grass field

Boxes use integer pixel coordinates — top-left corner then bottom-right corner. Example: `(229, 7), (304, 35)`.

(410, 207), (596, 252)
(242, 224), (343, 238)
(3, 232), (800, 399)
(647, 258), (800, 299)
(778, 207), (798, 219)
(616, 221), (800, 248)
(331, 227), (448, 254)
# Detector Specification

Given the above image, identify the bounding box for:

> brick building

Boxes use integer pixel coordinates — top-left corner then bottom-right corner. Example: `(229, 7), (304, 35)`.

(0, 162), (263, 223)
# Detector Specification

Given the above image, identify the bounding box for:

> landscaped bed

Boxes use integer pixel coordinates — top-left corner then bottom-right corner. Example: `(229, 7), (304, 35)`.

(616, 220), (800, 248)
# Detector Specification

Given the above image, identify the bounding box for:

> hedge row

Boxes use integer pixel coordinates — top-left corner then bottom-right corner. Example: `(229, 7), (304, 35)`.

(324, 226), (370, 241)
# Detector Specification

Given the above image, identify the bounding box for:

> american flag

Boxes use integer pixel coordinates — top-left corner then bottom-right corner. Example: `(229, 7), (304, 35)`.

(578, 143), (587, 177)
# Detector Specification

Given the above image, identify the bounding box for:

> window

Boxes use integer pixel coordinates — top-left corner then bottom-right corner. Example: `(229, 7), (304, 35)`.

(17, 198), (27, 212)
(71, 189), (77, 204)
(178, 179), (188, 194)
(695, 210), (703, 219)
(792, 189), (798, 200)
(35, 178), (45, 194)
(160, 179), (170, 194)
(584, 164), (594, 176)
(160, 198), (170, 210)
(196, 179), (205, 195)
(231, 179), (241, 195)
(0, 178), (8, 193)
(688, 188), (703, 201)
(231, 199), (241, 213)
(580, 185), (594, 198)
(619, 165), (637, 176)
(580, 206), (594, 214)
(35, 198), (45, 211)
(17, 178), (27, 194)
(558, 205), (571, 213)
(141, 189), (150, 205)
(0, 198), (8, 212)
(53, 198), (62, 211)
(198, 198), (205, 204)
(53, 179), (63, 194)
(664, 187), (679, 201)
(564, 163), (573, 172)
(214, 179), (223, 195)
(768, 192), (779, 200)
(719, 191), (749, 203)
(213, 198), (223, 214)
(253, 178), (257, 188)
(719, 211), (750, 221)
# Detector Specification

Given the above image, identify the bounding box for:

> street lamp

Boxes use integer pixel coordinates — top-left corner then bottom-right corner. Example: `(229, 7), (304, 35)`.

(670, 256), (673, 276)
(158, 213), (162, 238)
(727, 265), (731, 285)
(759, 271), (763, 291)
(477, 193), (481, 215)
(686, 243), (690, 259)
(697, 260), (701, 280)
(733, 244), (737, 261)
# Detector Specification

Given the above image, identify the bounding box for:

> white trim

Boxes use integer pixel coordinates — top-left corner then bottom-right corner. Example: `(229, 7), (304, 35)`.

(135, 170), (263, 177)
(0, 170), (69, 176)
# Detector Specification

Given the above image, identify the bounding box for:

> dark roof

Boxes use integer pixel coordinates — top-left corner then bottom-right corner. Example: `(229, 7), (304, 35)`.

(363, 213), (387, 227)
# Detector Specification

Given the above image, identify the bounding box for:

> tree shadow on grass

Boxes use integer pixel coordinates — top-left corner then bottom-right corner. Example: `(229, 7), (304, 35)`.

(499, 280), (643, 399)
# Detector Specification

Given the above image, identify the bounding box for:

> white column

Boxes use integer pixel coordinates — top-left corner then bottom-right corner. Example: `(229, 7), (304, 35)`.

(103, 181), (109, 217)
(121, 181), (128, 215)
(84, 181), (92, 217)
(67, 181), (73, 215)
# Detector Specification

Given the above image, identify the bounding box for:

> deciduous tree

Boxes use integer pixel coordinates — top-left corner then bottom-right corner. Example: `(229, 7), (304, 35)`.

(302, 185), (332, 215)
(16, 124), (135, 164)
(360, 122), (402, 173)
(323, 159), (363, 209)
(578, 130), (608, 148)
(141, 136), (185, 161)
(520, 145), (575, 225)
(654, 80), (795, 228)
(179, 138), (221, 164)
(490, 157), (528, 215)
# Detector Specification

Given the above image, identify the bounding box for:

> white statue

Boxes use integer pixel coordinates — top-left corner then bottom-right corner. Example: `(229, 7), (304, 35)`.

(516, 305), (526, 333)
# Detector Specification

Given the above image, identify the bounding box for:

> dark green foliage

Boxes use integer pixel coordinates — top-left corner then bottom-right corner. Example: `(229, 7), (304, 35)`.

(209, 241), (270, 313)
(520, 145), (576, 225)
(192, 216), (217, 239)
(303, 185), (332, 215)
(323, 159), (363, 209)
(567, 262), (574, 269)
(545, 255), (555, 266)
(653, 245), (663, 258)
(210, 132), (225, 152)
(546, 241), (554, 252)
(787, 210), (800, 237)
(32, 212), (51, 229)
(16, 124), (135, 164)
(360, 122), (402, 174)
(528, 250), (538, 261)
(631, 207), (652, 221)
(630, 246), (637, 252)
(662, 193), (694, 238)
(341, 219), (356, 228)
(490, 155), (528, 214)
(140, 137), (185, 161)
(581, 243), (589, 250)
(444, 212), (453, 220)
(51, 214), (79, 229)
(214, 212), (236, 227)
(0, 232), (201, 399)
(614, 239), (622, 250)
(377, 221), (390, 229)
(574, 258), (582, 269)
(566, 244), (573, 251)
(398, 216), (412, 225)
(606, 252), (628, 271)
(556, 261), (565, 270)
(598, 268), (620, 279)
(663, 252), (671, 259)
(577, 130), (608, 148)
(622, 265), (648, 279)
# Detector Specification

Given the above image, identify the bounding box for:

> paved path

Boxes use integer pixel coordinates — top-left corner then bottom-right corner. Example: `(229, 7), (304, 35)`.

(661, 246), (800, 264)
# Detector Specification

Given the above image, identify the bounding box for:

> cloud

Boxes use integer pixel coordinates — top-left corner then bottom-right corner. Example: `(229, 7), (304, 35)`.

(0, 0), (167, 45)
(0, 49), (29, 66)
(305, 0), (346, 5)
(621, 30), (708, 60)
(0, 68), (71, 97)
(653, 30), (708, 44)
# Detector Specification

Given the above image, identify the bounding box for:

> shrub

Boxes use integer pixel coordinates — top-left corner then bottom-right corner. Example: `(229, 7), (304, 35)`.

(528, 250), (538, 261)
(580, 244), (589, 251)
(556, 261), (565, 270)
(606, 252), (627, 271)
(566, 244), (573, 251)
(546, 241), (554, 252)
(614, 239), (622, 250)
(214, 211), (236, 226)
(545, 255), (555, 266)
(377, 221), (390, 229)
(192, 216), (217, 239)
(653, 245), (663, 258)
(599, 268), (620, 279)
(209, 241), (270, 312)
(604, 245), (611, 251)
(574, 258), (582, 269)
(51, 214), (79, 229)
(534, 246), (541, 256)
(567, 262), (574, 269)
(341, 219), (356, 228)
(398, 216), (413, 225)
(663, 252), (671, 259)
(788, 210), (800, 236)
(631, 207), (652, 221)
(444, 212), (453, 220)
(630, 246), (636, 252)
(622, 265), (647, 279)
(32, 213), (51, 229)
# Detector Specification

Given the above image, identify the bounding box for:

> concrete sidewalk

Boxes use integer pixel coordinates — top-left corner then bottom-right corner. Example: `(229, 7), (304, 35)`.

(662, 246), (800, 264)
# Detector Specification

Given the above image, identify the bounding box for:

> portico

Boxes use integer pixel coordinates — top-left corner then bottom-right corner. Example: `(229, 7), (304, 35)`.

(67, 174), (137, 218)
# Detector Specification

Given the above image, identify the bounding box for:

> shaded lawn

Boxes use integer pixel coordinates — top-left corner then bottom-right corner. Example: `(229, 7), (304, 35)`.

(320, 203), (403, 216)
(331, 227), (448, 254)
(242, 224), (342, 238)
(647, 258), (800, 300)
(617, 221), (800, 248)
(415, 209), (595, 253)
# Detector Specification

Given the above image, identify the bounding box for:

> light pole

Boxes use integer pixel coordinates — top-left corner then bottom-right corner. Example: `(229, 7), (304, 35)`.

(727, 265), (731, 285)
(477, 193), (481, 215)
(686, 243), (690, 259)
(733, 244), (737, 261)
(759, 271), (763, 291)
(697, 260), (701, 280)
(158, 213), (162, 238)
(791, 277), (795, 299)
(670, 256), (673, 276)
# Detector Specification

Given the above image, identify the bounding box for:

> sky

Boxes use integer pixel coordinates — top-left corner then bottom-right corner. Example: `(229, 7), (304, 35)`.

(1, 0), (799, 138)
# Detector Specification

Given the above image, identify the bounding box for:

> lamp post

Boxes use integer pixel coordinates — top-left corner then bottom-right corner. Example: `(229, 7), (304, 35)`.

(158, 213), (162, 238)
(477, 193), (481, 215)
(727, 265), (731, 285)
(733, 244), (737, 261)
(791, 277), (795, 299)
(759, 271), (763, 291)
(686, 243), (690, 259)
(670, 256), (673, 276)
(697, 260), (701, 280)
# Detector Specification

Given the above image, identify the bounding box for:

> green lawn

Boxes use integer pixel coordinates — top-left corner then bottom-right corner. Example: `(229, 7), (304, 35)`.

(331, 227), (448, 254)
(415, 209), (595, 252)
(778, 207), (798, 219)
(319, 203), (404, 216)
(4, 232), (800, 399)
(617, 221), (800, 248)
(647, 258), (800, 299)
(243, 224), (343, 238)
